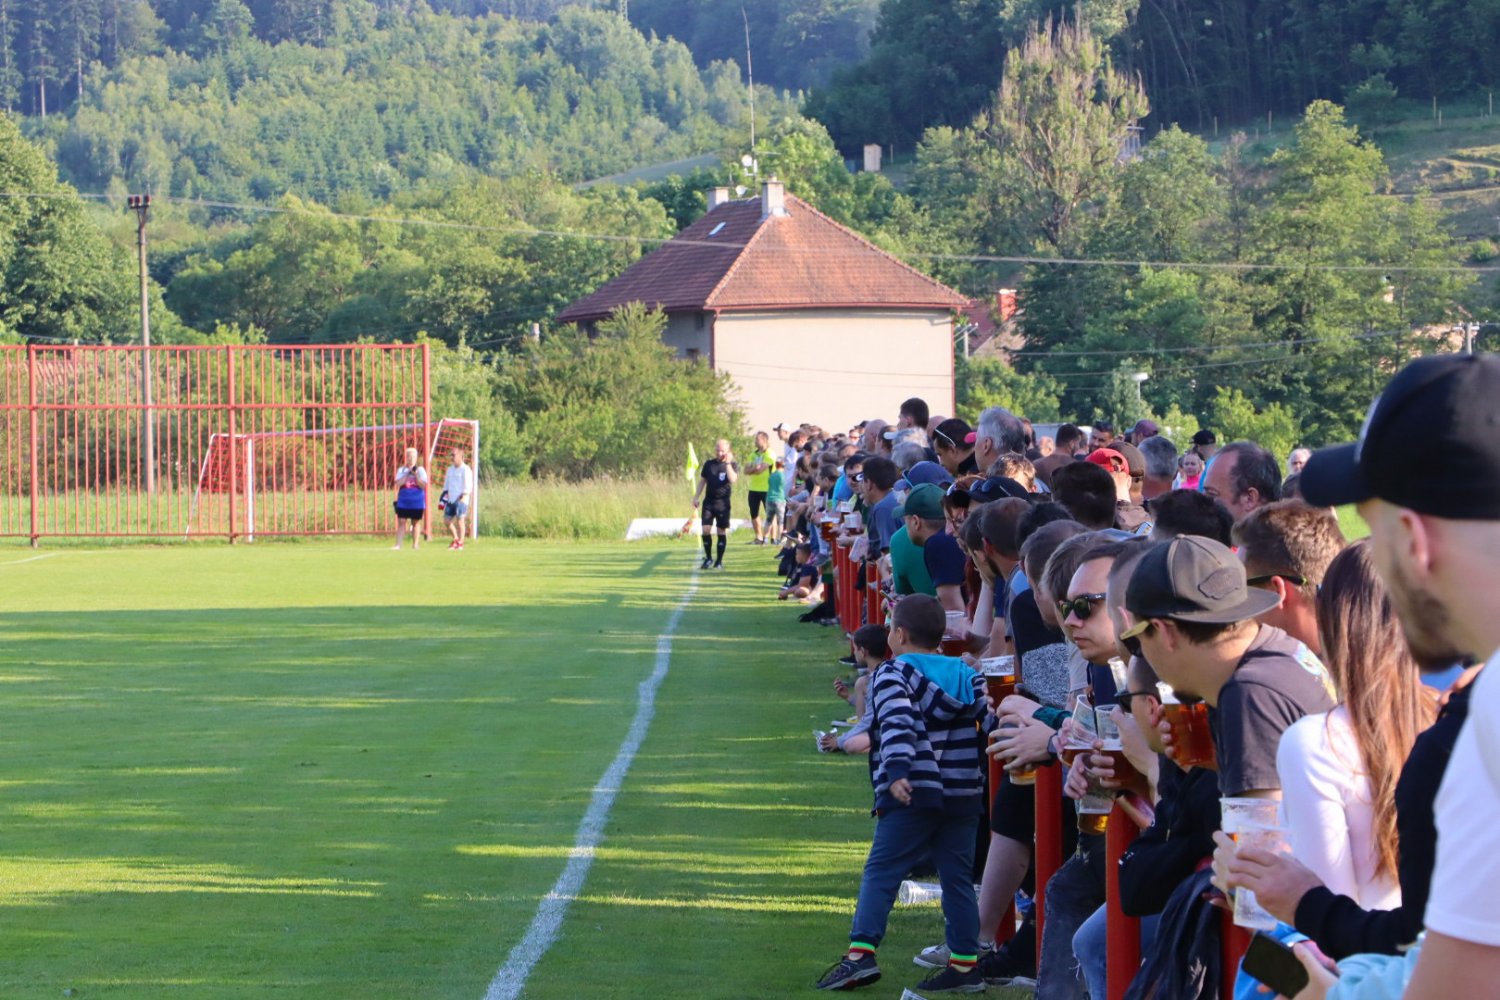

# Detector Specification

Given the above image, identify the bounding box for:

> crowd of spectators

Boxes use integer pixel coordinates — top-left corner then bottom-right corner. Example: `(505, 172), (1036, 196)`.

(713, 361), (1500, 999)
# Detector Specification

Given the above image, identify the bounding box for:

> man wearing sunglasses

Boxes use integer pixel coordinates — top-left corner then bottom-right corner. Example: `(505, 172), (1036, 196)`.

(1232, 501), (1347, 657)
(932, 418), (978, 477)
(1121, 535), (1335, 803)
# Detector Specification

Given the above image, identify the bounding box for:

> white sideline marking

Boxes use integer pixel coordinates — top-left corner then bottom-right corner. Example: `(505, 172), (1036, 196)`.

(482, 568), (701, 1000)
(0, 553), (60, 566)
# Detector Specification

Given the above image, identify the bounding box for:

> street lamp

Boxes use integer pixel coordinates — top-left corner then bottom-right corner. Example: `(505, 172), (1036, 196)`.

(127, 194), (155, 495)
(1132, 371), (1150, 410)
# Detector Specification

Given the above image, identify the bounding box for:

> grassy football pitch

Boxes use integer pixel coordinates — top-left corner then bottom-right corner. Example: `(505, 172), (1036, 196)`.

(0, 540), (1031, 999)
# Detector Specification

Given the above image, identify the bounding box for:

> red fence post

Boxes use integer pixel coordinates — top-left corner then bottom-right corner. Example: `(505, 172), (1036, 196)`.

(1034, 761), (1064, 967)
(1105, 802), (1142, 999)
(1221, 912), (1251, 997)
(865, 560), (880, 627)
(26, 343), (37, 547)
(226, 346), (237, 543)
(987, 752), (1018, 948)
(421, 341), (432, 541)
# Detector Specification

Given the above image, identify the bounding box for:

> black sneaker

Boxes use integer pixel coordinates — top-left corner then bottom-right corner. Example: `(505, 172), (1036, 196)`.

(700, 557), (713, 570)
(713, 561), (724, 570)
(916, 964), (986, 993)
(815, 953), (881, 991)
(978, 944), (1036, 986)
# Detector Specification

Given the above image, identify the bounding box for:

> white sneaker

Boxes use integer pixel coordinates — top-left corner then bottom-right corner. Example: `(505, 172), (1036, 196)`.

(913, 943), (949, 969)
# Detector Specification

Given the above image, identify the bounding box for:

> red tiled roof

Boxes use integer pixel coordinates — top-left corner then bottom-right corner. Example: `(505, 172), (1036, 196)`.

(557, 193), (967, 323)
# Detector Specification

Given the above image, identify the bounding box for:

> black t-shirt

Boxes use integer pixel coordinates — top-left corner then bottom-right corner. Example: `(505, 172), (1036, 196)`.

(1294, 677), (1474, 958)
(1117, 763), (1222, 917)
(699, 459), (737, 507)
(1209, 625), (1337, 797)
(1008, 589), (1060, 661)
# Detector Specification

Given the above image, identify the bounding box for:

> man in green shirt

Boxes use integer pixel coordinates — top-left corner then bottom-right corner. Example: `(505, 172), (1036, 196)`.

(745, 430), (775, 545)
(889, 522), (936, 596)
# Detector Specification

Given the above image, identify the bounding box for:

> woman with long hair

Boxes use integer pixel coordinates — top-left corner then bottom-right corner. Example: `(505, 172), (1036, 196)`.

(1276, 539), (1437, 906)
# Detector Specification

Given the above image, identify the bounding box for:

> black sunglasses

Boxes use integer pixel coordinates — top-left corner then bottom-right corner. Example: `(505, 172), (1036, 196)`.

(853, 472), (865, 483)
(933, 427), (956, 448)
(1246, 573), (1309, 588)
(1121, 634), (1143, 658)
(1056, 593), (1107, 621)
(1114, 689), (1156, 711)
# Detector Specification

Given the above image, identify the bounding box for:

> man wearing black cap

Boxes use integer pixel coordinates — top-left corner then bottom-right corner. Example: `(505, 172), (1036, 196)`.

(1294, 353), (1500, 997)
(1122, 535), (1335, 800)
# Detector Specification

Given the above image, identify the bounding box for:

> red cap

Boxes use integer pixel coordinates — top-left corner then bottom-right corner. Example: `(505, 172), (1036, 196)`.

(1086, 448), (1129, 474)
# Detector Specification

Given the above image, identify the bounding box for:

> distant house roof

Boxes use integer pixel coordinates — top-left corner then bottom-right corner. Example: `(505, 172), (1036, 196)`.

(556, 191), (967, 324)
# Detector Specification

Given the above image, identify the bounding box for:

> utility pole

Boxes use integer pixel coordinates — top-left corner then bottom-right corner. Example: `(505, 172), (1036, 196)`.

(742, 4), (755, 162)
(128, 194), (155, 495)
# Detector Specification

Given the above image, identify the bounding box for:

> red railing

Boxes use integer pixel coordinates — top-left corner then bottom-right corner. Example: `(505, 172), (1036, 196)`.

(0, 343), (431, 542)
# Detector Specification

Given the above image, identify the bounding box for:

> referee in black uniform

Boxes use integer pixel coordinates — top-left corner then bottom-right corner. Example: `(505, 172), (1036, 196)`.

(691, 438), (739, 569)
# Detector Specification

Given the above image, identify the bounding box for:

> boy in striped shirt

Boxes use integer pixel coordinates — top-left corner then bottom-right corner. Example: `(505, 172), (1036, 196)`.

(816, 595), (989, 994)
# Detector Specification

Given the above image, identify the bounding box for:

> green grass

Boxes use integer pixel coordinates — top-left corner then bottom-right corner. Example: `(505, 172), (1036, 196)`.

(0, 539), (1021, 999)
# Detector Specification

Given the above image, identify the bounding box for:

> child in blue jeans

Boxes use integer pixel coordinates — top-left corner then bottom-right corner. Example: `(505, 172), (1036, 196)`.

(816, 594), (989, 993)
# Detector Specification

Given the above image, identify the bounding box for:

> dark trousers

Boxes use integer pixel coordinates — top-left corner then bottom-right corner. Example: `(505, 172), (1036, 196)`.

(1036, 835), (1106, 1000)
(849, 806), (981, 957)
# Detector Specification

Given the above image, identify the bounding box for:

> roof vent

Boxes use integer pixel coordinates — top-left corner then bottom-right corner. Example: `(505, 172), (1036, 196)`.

(708, 222), (726, 236)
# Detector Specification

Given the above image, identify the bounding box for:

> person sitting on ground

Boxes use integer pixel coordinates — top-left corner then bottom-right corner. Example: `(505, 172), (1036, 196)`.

(820, 623), (890, 756)
(815, 595), (988, 994)
(779, 543), (821, 602)
(1148, 488), (1234, 545)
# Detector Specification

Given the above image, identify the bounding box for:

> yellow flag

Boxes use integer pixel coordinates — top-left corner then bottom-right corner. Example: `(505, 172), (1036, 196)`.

(685, 442), (699, 483)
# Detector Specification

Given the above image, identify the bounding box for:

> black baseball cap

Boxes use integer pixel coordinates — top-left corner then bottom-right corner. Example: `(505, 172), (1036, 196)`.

(1122, 535), (1279, 637)
(1300, 353), (1500, 518)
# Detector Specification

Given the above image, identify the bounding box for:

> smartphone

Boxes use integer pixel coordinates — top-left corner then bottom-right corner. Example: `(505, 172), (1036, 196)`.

(1241, 932), (1311, 997)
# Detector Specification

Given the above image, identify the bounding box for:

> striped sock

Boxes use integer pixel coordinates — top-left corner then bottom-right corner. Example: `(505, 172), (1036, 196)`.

(949, 953), (978, 972)
(847, 942), (877, 959)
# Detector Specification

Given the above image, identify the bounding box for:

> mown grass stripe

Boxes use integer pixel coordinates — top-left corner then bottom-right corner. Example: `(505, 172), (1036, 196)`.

(482, 568), (700, 1000)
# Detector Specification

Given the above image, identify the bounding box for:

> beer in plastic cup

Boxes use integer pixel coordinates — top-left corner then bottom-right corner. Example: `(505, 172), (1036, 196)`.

(981, 655), (1017, 706)
(1162, 701), (1216, 769)
(1229, 822), (1291, 930)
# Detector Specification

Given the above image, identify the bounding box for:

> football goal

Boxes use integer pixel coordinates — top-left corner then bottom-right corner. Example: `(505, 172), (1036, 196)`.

(185, 418), (480, 540)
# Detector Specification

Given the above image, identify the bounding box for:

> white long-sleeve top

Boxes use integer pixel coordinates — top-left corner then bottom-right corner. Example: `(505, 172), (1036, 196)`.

(1276, 706), (1401, 910)
(443, 463), (473, 498)
(394, 465), (428, 485)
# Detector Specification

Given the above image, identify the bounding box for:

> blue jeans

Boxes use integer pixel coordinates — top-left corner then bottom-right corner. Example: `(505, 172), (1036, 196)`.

(1036, 844), (1105, 1000)
(1074, 902), (1161, 999)
(849, 806), (981, 957)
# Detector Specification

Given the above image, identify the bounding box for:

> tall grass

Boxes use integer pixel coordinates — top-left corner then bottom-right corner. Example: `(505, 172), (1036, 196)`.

(483, 474), (751, 540)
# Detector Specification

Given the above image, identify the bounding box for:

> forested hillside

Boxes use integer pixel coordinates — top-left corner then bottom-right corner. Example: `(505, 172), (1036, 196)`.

(19, 1), (768, 201)
(808, 0), (1500, 152)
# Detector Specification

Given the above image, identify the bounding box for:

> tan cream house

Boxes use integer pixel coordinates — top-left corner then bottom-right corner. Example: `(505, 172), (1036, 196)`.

(557, 180), (967, 433)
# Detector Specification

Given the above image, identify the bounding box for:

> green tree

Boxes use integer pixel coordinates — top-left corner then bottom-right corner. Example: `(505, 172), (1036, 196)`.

(502, 303), (743, 478)
(955, 354), (1062, 422)
(1210, 387), (1301, 459)
(976, 16), (1148, 250)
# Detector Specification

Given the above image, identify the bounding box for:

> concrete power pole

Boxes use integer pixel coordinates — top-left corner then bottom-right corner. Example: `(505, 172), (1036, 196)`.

(128, 194), (156, 495)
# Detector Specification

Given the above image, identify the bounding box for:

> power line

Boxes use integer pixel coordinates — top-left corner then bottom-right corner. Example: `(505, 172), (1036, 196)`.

(2, 188), (1494, 275)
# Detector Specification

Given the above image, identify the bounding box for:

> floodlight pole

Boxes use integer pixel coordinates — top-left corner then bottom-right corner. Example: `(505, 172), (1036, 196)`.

(128, 194), (156, 495)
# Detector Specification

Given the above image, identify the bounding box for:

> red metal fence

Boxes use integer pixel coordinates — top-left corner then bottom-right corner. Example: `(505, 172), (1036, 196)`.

(0, 343), (432, 542)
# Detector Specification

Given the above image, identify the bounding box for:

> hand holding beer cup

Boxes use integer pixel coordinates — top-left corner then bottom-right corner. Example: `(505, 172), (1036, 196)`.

(1063, 750), (1093, 800)
(987, 713), (1054, 770)
(1216, 833), (1324, 925)
(998, 693), (1042, 719)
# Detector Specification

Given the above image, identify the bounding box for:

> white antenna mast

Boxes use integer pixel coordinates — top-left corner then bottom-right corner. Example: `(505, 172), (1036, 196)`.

(742, 4), (755, 174)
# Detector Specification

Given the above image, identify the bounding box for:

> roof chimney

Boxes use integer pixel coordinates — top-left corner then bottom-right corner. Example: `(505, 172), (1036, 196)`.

(707, 187), (732, 211)
(761, 177), (787, 219)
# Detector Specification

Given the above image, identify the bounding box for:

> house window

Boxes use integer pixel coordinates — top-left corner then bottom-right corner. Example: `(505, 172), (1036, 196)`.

(686, 348), (701, 361)
(695, 312), (706, 330)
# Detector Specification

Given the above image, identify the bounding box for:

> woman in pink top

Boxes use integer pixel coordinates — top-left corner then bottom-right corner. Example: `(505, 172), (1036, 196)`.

(1276, 540), (1436, 907)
